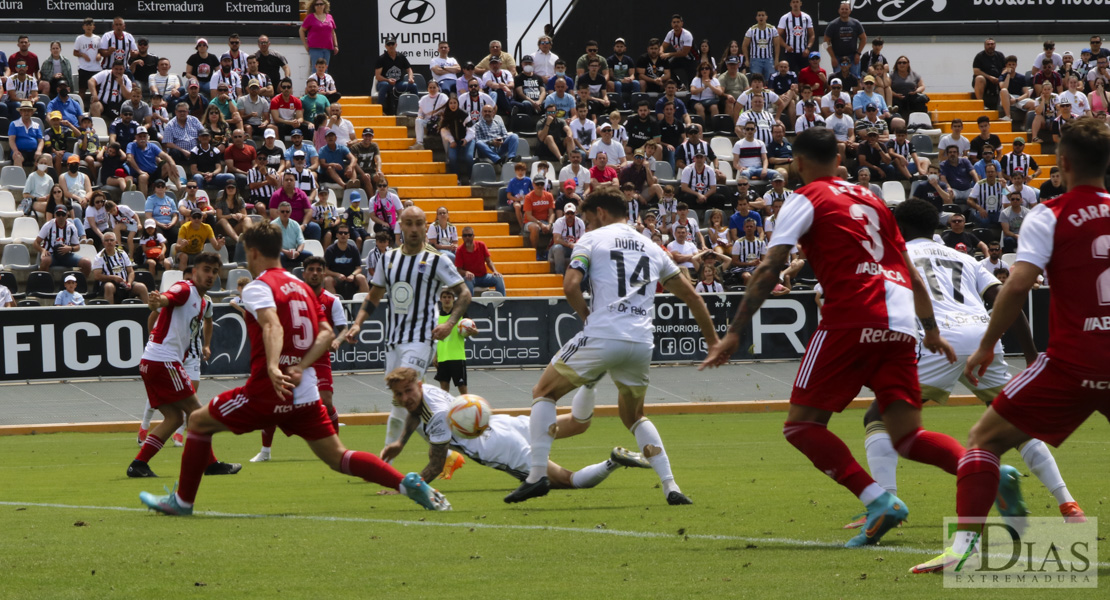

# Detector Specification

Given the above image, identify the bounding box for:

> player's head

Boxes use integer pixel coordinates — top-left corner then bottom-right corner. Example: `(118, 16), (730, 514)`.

(241, 221), (283, 275)
(191, 252), (221, 293)
(384, 367), (424, 412)
(579, 185), (628, 227)
(440, 287), (456, 311)
(1057, 117), (1110, 184)
(792, 127), (841, 183)
(303, 255), (326, 289)
(375, 230), (391, 250)
(893, 199), (940, 242)
(994, 268), (1009, 283)
(399, 206), (427, 250)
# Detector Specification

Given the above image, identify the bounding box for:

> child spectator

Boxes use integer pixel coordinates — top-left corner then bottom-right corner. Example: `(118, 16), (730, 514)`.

(55, 274), (85, 306)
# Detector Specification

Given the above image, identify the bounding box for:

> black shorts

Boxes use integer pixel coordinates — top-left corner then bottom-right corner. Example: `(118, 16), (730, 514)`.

(78, 69), (98, 92)
(434, 360), (467, 387)
(94, 281), (135, 303)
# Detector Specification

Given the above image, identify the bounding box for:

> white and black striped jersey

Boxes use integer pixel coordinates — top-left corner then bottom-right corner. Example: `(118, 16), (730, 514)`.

(736, 109), (776, 145)
(92, 247), (132, 279)
(289, 167), (318, 195)
(762, 189), (792, 206)
(731, 237), (767, 264)
(678, 139), (711, 165)
(1001, 151), (1036, 178)
(745, 25), (777, 60)
(680, 164), (717, 195)
(4, 75), (37, 100)
(777, 11), (814, 54)
(184, 294), (214, 363)
(227, 52), (249, 78)
(887, 138), (916, 160)
(90, 69), (132, 105)
(210, 71), (241, 99)
(969, 179), (1007, 215)
(98, 32), (138, 69)
(370, 248), (464, 346)
(427, 222), (458, 247)
(364, 246), (384, 275)
(793, 114), (825, 132)
(695, 280), (724, 293)
(737, 89), (780, 112)
(247, 167), (277, 202)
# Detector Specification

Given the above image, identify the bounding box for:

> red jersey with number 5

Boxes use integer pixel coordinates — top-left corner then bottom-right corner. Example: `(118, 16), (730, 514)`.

(769, 176), (916, 335)
(240, 268), (326, 404)
(1014, 186), (1110, 374)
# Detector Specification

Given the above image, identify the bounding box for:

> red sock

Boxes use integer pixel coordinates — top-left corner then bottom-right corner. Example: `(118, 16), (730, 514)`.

(135, 433), (164, 463)
(957, 449), (1001, 525)
(894, 427), (964, 475)
(208, 447), (218, 467)
(783, 421), (875, 497)
(328, 409), (339, 434)
(261, 426), (275, 448)
(340, 450), (403, 489)
(177, 431), (213, 505)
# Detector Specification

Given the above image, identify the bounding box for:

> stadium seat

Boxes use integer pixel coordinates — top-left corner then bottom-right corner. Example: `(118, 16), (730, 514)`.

(91, 116), (109, 144)
(512, 113), (539, 137)
(121, 298), (143, 304)
(882, 181), (906, 206)
(17, 299), (40, 306)
(912, 133), (937, 159)
(1001, 253), (1017, 267)
(0, 270), (24, 300)
(207, 275), (231, 298)
(292, 266), (304, 280)
(412, 73), (427, 94)
(160, 269), (184, 292)
(303, 239), (325, 259)
(26, 271), (56, 299)
(1, 242), (35, 271)
(709, 114), (735, 136)
(226, 268), (252, 290)
(202, 243), (236, 269)
(654, 161), (678, 185)
(630, 92), (650, 107)
(341, 188), (363, 208)
(132, 270), (155, 292)
(121, 191), (146, 214)
(710, 136), (734, 161)
(717, 162), (738, 186)
(500, 165), (516, 183)
(396, 93), (420, 117)
(0, 190), (21, 220)
(272, 139), (286, 152)
(973, 227), (1000, 244)
(689, 114), (704, 127)
(233, 242), (247, 266)
(907, 112), (933, 130)
(497, 186), (509, 208)
(63, 270), (88, 295)
(471, 162), (498, 186)
(529, 161), (557, 183)
(75, 244), (97, 262)
(0, 219), (9, 244)
(942, 203), (965, 216)
(1, 165), (27, 193)
(87, 298), (109, 305)
(352, 292), (368, 304)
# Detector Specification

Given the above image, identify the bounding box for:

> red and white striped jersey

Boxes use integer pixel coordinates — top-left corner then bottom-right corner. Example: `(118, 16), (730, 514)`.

(770, 176), (916, 335)
(1014, 185), (1110, 374)
(313, 287), (347, 369)
(143, 281), (205, 363)
(240, 269), (325, 404)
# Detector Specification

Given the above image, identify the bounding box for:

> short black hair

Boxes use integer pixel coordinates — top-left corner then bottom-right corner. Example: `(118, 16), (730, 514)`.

(580, 186), (628, 219)
(192, 251), (222, 270)
(303, 255), (326, 269)
(792, 127), (840, 165)
(893, 199), (940, 241)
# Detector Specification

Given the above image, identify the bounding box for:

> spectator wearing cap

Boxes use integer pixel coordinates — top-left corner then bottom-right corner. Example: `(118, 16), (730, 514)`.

(852, 74), (890, 120)
(550, 203), (586, 275)
(136, 217), (171, 272)
(619, 148), (664, 205)
(830, 58), (860, 96)
(798, 51), (828, 96)
(719, 55), (749, 121)
(109, 105), (139, 148)
(374, 37), (416, 116)
(1050, 98), (1077, 145)
(244, 55), (273, 98)
(8, 100), (44, 168)
(210, 53), (243, 101)
(589, 121), (626, 165)
(60, 154), (92, 212)
(608, 37), (639, 99)
(175, 204), (223, 269)
(481, 55), (515, 117)
(794, 99), (825, 133)
(300, 0), (338, 71)
(127, 127), (179, 195)
(55, 274), (86, 306)
(857, 128), (894, 181)
(824, 2), (866, 77)
(43, 109), (79, 172)
(35, 205), (92, 277)
(853, 101), (889, 143)
(185, 38), (219, 95)
(162, 100), (204, 168)
(1000, 136), (1040, 181)
(680, 149), (726, 210)
(474, 104), (519, 165)
(318, 128), (357, 189)
(339, 190), (369, 247)
(190, 127), (235, 192)
(282, 128), (319, 172)
(455, 226), (506, 295)
(178, 78), (210, 118)
(351, 127), (382, 187)
(270, 77), (309, 139)
(237, 79), (271, 138)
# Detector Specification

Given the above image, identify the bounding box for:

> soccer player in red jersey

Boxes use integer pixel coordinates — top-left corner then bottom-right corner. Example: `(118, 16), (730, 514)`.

(140, 222), (449, 515)
(128, 252), (241, 478)
(250, 254), (347, 462)
(912, 118), (1110, 573)
(701, 127), (963, 547)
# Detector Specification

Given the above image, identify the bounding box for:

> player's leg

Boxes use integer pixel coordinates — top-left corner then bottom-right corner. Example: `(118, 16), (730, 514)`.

(525, 363), (579, 480)
(862, 401), (898, 495)
(129, 403), (185, 477)
(139, 398), (156, 445)
(381, 344), (433, 454)
(252, 426), (276, 462)
(139, 401), (232, 515)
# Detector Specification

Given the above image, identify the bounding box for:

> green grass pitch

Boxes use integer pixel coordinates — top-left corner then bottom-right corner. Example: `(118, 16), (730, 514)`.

(1, 406), (1107, 598)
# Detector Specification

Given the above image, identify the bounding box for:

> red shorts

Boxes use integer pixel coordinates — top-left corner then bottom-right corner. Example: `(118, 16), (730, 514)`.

(208, 388), (336, 441)
(140, 359), (195, 408)
(993, 354), (1110, 447)
(790, 327), (921, 413)
(313, 361), (333, 393)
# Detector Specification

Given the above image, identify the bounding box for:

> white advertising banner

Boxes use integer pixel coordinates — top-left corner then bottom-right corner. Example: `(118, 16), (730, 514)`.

(377, 0), (448, 66)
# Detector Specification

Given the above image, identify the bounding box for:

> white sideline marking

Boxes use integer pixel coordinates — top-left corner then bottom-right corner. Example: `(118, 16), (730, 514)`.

(2, 500), (1106, 567)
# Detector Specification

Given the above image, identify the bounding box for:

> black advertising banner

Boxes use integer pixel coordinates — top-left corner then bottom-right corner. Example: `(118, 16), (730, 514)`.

(0, 0), (300, 22)
(817, 0), (1103, 35)
(0, 290), (1046, 381)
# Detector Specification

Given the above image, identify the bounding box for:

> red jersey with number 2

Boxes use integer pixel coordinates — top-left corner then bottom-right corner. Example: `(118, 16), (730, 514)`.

(1013, 186), (1110, 374)
(240, 268), (326, 404)
(769, 176), (916, 336)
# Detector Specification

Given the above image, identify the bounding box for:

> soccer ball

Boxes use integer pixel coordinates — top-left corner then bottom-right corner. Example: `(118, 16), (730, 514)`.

(458, 318), (478, 338)
(447, 395), (491, 439)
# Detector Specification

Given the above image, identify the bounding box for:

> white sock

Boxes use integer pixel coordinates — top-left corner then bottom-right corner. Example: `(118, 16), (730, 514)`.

(382, 405), (408, 462)
(1020, 439), (1074, 505)
(174, 493), (193, 508)
(570, 460), (618, 489)
(141, 402), (156, 429)
(858, 482), (886, 506)
(527, 399), (558, 483)
(952, 530), (980, 555)
(632, 418), (678, 495)
(258, 446), (271, 454)
(570, 385), (596, 422)
(864, 432), (899, 495)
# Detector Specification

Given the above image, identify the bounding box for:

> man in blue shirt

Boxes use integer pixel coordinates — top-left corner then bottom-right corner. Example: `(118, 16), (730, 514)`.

(8, 100), (43, 168)
(127, 127), (179, 194)
(318, 129), (355, 188)
(144, 179), (180, 244)
(852, 75), (891, 120)
(938, 144), (978, 202)
(46, 81), (83, 127)
(282, 128), (318, 171)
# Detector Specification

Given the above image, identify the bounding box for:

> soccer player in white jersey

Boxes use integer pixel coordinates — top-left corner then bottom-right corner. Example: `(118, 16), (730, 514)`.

(380, 367), (652, 489)
(845, 199), (1085, 529)
(128, 253), (241, 478)
(345, 206), (471, 453)
(504, 186), (719, 505)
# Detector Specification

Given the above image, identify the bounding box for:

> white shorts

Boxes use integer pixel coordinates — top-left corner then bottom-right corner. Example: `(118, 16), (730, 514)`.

(918, 351), (1011, 404)
(184, 358), (200, 384)
(452, 414), (532, 481)
(551, 332), (652, 394)
(385, 342), (435, 376)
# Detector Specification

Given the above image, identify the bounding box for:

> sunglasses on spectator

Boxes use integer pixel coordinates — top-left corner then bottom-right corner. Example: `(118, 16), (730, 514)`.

(187, 184), (198, 189)
(281, 85), (292, 90)
(279, 210), (291, 214)
(338, 230), (349, 235)
(192, 214), (203, 219)
(540, 41), (551, 45)
(462, 233), (474, 237)
(94, 200), (105, 204)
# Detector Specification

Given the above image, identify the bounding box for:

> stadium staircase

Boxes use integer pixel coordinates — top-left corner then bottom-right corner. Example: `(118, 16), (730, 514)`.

(342, 96), (564, 297)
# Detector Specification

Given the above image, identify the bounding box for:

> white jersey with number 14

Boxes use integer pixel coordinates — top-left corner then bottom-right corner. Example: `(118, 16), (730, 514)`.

(569, 222), (681, 345)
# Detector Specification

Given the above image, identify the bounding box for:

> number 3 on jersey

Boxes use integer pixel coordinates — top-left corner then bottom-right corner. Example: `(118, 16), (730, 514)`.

(610, 250), (651, 297)
(850, 203), (884, 262)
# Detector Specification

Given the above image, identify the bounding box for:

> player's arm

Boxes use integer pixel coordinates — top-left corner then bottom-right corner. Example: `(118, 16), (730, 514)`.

(967, 261), (1041, 384)
(294, 320), (334, 374)
(982, 283), (1037, 365)
(147, 307), (159, 331)
(255, 306), (294, 398)
(380, 410), (421, 461)
(420, 443), (450, 483)
(903, 250), (956, 363)
(345, 284), (385, 344)
(202, 315), (213, 360)
(563, 267), (589, 321)
(700, 244), (789, 369)
(663, 272), (719, 348)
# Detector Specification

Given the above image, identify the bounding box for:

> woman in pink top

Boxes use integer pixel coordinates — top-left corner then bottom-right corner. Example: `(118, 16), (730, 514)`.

(1089, 78), (1109, 124)
(299, 0), (338, 70)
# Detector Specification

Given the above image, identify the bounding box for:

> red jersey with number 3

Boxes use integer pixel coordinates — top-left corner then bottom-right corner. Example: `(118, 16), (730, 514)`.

(1013, 186), (1110, 374)
(769, 176), (916, 336)
(240, 268), (325, 404)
